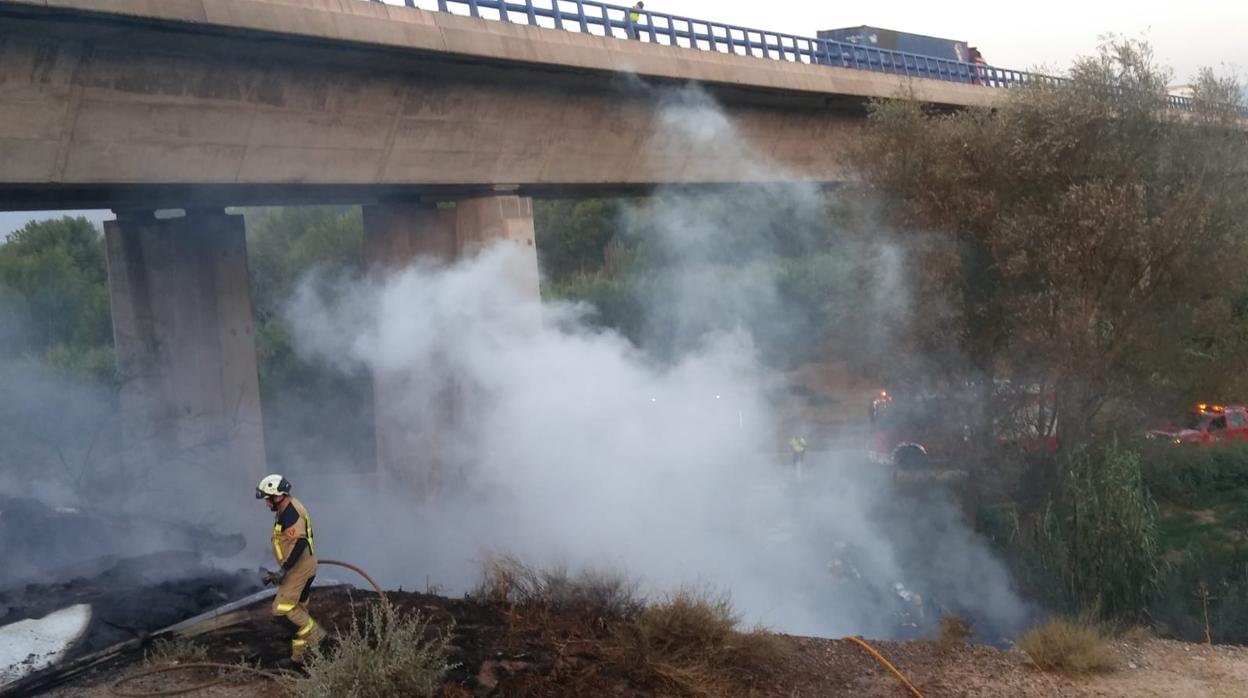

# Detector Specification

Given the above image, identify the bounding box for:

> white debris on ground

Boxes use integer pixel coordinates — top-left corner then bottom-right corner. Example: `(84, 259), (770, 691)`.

(0, 604), (91, 686)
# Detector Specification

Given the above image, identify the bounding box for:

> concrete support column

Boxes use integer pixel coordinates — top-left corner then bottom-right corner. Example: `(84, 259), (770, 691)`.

(452, 195), (540, 299)
(361, 195), (539, 497)
(104, 209), (265, 506)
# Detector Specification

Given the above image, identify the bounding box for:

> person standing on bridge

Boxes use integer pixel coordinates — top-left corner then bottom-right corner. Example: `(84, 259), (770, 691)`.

(628, 1), (645, 40)
(257, 474), (327, 666)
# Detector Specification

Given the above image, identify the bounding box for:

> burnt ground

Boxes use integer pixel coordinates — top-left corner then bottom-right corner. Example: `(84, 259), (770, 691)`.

(34, 587), (1248, 697)
(0, 553), (263, 662)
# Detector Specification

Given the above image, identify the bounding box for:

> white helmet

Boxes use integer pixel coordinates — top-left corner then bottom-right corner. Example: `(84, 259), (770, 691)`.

(255, 473), (291, 499)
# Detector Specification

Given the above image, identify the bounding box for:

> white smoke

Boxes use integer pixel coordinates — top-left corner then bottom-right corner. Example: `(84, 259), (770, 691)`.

(278, 85), (1029, 640)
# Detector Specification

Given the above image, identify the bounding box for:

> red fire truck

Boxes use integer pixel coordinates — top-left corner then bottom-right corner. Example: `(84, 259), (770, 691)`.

(1148, 404), (1248, 444)
(868, 387), (1057, 468)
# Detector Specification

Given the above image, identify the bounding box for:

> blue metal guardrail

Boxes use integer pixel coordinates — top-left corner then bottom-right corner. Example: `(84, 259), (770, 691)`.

(374, 0), (1246, 116)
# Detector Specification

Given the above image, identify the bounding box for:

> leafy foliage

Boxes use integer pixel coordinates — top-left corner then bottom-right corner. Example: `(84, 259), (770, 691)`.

(1141, 441), (1248, 508)
(534, 199), (620, 284)
(0, 216), (113, 382)
(986, 443), (1161, 622)
(856, 41), (1248, 461)
(540, 188), (894, 370)
(243, 206), (375, 473)
(1060, 443), (1162, 620)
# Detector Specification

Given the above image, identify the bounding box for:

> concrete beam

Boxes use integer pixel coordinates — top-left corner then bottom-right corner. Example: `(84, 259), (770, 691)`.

(0, 0), (998, 109)
(104, 209), (266, 502)
(361, 195), (538, 497)
(1, 0), (865, 208)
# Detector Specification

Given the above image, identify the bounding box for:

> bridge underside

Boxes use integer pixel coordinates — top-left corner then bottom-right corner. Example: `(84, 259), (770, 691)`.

(0, 5), (863, 211)
(0, 180), (840, 211)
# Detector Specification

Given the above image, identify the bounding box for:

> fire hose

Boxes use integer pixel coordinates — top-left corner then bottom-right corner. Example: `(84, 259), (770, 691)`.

(109, 559), (384, 697)
(844, 635), (926, 698)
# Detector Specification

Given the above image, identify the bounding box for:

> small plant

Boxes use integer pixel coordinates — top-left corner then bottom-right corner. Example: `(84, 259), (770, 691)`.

(294, 601), (453, 698)
(608, 586), (783, 696)
(476, 553), (643, 625)
(1017, 617), (1116, 674)
(935, 614), (974, 652)
(144, 637), (208, 666)
(1118, 625), (1152, 645)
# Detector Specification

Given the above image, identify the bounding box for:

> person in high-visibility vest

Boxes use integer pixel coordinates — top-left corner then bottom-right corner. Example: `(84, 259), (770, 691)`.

(256, 474), (327, 665)
(628, 1), (644, 40)
(789, 435), (807, 477)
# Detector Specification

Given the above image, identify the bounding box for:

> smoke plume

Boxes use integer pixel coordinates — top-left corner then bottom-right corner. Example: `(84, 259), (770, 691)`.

(280, 85), (1030, 639)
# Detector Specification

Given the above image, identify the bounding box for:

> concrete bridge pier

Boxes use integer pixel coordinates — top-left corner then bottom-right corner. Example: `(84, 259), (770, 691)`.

(362, 195), (539, 497)
(104, 209), (266, 505)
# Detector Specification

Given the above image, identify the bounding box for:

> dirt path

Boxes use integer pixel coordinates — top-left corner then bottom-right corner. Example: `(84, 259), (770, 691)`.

(45, 637), (1248, 697)
(772, 636), (1248, 697)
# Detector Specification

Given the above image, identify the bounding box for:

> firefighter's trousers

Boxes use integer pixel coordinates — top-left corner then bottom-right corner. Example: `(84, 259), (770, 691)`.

(271, 557), (326, 661)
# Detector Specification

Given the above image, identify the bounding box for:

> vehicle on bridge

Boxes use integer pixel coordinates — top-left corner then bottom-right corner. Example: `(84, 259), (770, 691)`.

(816, 26), (972, 64)
(1148, 403), (1248, 444)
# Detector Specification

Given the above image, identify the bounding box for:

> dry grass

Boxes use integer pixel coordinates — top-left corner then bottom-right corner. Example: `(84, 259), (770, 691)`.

(936, 614), (975, 652)
(608, 587), (784, 696)
(476, 553), (643, 627)
(1118, 625), (1153, 645)
(294, 601), (453, 698)
(473, 557), (787, 696)
(1018, 617), (1117, 674)
(144, 637), (208, 666)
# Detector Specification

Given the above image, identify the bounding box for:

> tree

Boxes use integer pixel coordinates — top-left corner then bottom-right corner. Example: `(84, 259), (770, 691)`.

(244, 206), (375, 472)
(0, 216), (114, 382)
(856, 40), (1248, 493)
(539, 187), (868, 369)
(534, 199), (620, 285)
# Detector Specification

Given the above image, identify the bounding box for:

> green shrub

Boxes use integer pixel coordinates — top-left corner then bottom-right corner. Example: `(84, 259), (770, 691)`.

(1140, 441), (1248, 508)
(294, 602), (452, 698)
(1152, 541), (1248, 644)
(986, 443), (1162, 623)
(1018, 617), (1116, 674)
(1060, 442), (1162, 621)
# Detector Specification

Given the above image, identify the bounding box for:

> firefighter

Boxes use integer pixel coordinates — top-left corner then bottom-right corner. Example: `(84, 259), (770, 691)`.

(256, 474), (327, 665)
(789, 435), (807, 477)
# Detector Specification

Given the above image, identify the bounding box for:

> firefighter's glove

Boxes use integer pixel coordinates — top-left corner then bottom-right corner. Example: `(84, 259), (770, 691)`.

(262, 568), (287, 586)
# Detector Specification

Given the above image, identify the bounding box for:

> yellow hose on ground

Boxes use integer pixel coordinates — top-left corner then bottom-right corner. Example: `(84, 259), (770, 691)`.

(844, 635), (926, 698)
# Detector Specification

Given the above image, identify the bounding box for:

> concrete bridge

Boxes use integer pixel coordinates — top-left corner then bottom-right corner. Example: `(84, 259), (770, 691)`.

(0, 0), (1000, 492)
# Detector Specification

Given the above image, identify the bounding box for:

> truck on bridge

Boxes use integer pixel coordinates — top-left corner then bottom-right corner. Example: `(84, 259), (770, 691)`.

(817, 26), (973, 63)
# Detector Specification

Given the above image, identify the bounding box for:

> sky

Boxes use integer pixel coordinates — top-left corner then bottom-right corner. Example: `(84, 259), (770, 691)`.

(2, 0), (1242, 237)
